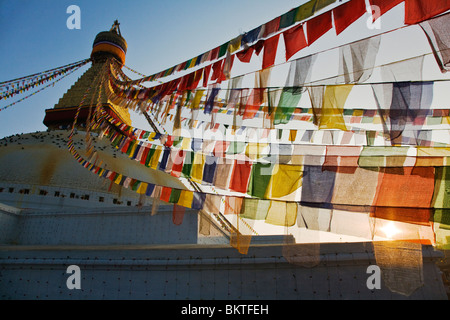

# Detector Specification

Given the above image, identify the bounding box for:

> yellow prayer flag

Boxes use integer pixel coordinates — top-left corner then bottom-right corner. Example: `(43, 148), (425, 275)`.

(289, 130), (297, 142)
(149, 146), (163, 169)
(228, 35), (242, 53)
(137, 182), (148, 194)
(353, 109), (364, 117)
(265, 201), (297, 226)
(245, 143), (269, 160)
(191, 90), (205, 110)
(267, 164), (303, 199)
(188, 57), (197, 69)
(128, 143), (138, 158)
(148, 132), (156, 140)
(114, 174), (123, 184)
(181, 137), (191, 150)
(178, 190), (194, 208)
(319, 85), (353, 131)
(191, 153), (205, 183)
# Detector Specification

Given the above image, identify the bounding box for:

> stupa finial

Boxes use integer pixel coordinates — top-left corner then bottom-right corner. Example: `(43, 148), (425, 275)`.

(110, 20), (122, 36)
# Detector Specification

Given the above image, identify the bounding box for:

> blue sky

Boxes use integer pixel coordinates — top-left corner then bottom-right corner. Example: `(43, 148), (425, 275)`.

(0, 0), (306, 138)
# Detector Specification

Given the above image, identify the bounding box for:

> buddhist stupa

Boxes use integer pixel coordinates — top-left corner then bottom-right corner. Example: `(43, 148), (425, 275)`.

(0, 17), (448, 302)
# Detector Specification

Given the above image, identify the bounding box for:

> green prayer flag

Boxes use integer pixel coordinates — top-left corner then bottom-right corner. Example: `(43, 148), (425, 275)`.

(274, 87), (303, 125)
(226, 141), (246, 155)
(169, 188), (182, 204)
(240, 198), (270, 220)
(145, 146), (156, 167)
(247, 162), (274, 198)
(358, 146), (409, 168)
(182, 151), (195, 177)
(131, 180), (140, 191)
(280, 8), (298, 29)
(219, 41), (230, 58)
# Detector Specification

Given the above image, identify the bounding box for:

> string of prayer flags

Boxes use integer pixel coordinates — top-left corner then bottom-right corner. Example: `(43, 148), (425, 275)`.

(172, 204), (185, 226)
(295, 0), (336, 23)
(177, 190), (195, 208)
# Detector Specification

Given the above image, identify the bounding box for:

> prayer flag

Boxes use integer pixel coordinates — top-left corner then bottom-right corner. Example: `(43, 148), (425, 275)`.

(405, 0), (450, 24)
(283, 24), (308, 61)
(262, 34), (280, 69)
(368, 0), (404, 21)
(333, 0), (367, 35)
(229, 160), (253, 193)
(265, 201), (298, 226)
(267, 164), (303, 199)
(306, 11), (332, 45)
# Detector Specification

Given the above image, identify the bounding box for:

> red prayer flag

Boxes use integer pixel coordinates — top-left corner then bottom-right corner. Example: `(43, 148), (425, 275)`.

(236, 47), (254, 63)
(229, 160), (253, 193)
(263, 17), (281, 38)
(333, 0), (367, 35)
(120, 138), (131, 153)
(283, 24), (307, 61)
(210, 46), (220, 61)
(262, 34), (280, 69)
(160, 186), (172, 202)
(211, 60), (223, 81)
(140, 147), (150, 165)
(368, 0), (404, 21)
(306, 11), (333, 45)
(178, 73), (192, 91)
(254, 40), (265, 56)
(187, 69), (203, 90)
(202, 64), (211, 88)
(405, 0), (450, 24)
(171, 150), (185, 177)
(210, 59), (229, 83)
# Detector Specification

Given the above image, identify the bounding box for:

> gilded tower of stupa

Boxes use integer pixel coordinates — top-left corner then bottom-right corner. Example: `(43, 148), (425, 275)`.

(43, 21), (131, 130)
